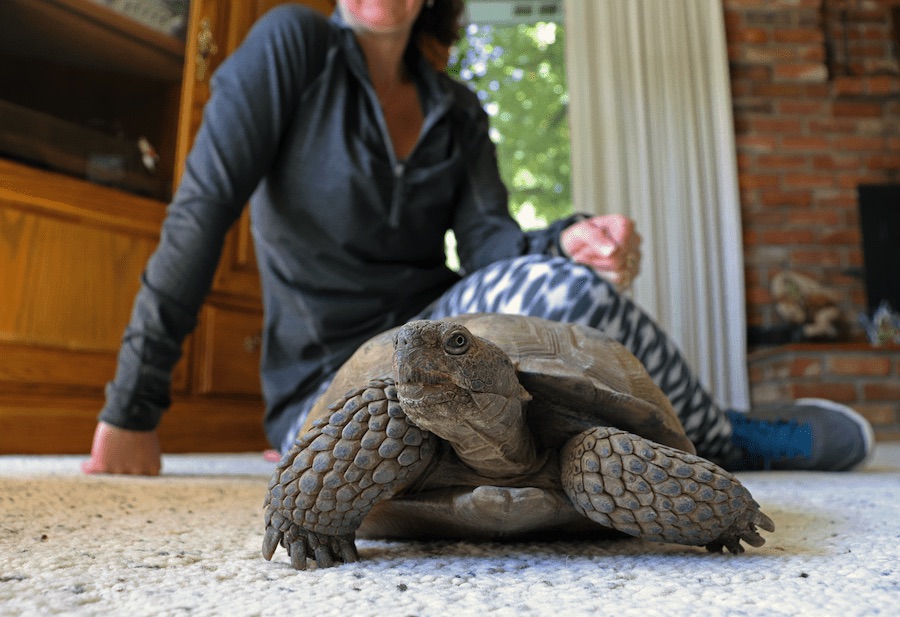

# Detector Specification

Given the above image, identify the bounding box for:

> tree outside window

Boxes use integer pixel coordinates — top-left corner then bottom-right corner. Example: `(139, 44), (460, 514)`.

(448, 21), (573, 231)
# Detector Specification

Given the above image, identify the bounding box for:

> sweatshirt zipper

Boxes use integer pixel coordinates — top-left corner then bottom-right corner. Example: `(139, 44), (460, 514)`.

(388, 161), (406, 228)
(360, 66), (452, 228)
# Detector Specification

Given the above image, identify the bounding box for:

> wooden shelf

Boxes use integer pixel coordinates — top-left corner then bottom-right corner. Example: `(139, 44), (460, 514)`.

(0, 100), (170, 200)
(0, 157), (166, 238)
(0, 0), (185, 82)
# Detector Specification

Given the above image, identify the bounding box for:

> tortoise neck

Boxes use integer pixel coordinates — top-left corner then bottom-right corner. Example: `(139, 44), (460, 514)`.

(441, 398), (541, 478)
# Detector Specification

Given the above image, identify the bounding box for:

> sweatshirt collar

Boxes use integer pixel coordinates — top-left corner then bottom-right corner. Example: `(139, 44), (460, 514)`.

(329, 9), (453, 120)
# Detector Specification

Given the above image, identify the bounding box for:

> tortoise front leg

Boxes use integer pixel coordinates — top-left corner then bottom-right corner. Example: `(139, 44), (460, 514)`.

(560, 427), (774, 553)
(263, 378), (437, 570)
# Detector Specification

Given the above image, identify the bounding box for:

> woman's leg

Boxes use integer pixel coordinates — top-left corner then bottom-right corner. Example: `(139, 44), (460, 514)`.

(420, 254), (735, 462)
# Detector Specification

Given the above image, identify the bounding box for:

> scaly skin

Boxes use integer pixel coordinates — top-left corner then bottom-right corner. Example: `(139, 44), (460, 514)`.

(561, 427), (775, 553)
(262, 378), (437, 569)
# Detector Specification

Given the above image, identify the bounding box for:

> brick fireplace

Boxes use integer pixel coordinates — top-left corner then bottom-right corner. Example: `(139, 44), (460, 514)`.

(723, 0), (899, 439)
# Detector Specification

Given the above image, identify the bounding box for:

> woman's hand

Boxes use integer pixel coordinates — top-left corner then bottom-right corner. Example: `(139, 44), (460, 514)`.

(81, 422), (162, 476)
(560, 214), (642, 290)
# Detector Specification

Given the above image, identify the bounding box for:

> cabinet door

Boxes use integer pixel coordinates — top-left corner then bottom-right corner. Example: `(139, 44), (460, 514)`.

(175, 0), (335, 300)
(0, 162), (168, 391)
(193, 303), (264, 397)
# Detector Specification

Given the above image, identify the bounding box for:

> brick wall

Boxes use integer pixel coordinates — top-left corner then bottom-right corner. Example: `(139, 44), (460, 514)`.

(748, 343), (900, 439)
(723, 0), (900, 331)
(723, 0), (900, 439)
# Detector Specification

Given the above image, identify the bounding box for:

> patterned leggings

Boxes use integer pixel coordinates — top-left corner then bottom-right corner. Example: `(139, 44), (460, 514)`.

(283, 254), (735, 461)
(419, 255), (735, 462)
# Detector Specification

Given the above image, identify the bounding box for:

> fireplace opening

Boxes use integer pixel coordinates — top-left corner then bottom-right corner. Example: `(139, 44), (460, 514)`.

(858, 184), (900, 314)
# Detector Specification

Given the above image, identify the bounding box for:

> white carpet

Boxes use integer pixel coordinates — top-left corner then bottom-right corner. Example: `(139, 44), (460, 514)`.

(1, 445), (898, 617)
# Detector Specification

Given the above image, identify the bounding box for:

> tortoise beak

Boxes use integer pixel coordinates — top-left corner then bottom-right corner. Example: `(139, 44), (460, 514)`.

(392, 321), (442, 382)
(392, 337), (443, 389)
(392, 321), (462, 409)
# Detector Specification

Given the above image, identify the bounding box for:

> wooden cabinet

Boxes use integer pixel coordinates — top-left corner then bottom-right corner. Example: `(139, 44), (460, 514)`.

(0, 0), (334, 454)
(194, 303), (265, 397)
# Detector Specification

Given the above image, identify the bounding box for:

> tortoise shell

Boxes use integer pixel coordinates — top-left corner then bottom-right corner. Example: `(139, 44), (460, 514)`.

(304, 313), (694, 455)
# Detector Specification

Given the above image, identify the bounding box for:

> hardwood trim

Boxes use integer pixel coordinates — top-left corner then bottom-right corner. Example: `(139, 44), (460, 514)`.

(0, 395), (268, 454)
(160, 398), (269, 452)
(0, 342), (115, 394)
(0, 159), (166, 238)
(0, 340), (190, 396)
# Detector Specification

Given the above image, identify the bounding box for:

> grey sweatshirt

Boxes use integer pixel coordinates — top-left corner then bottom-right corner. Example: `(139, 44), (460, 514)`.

(100, 5), (575, 446)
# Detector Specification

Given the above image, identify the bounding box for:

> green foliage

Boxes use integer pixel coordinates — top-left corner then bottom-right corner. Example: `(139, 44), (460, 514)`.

(448, 22), (573, 230)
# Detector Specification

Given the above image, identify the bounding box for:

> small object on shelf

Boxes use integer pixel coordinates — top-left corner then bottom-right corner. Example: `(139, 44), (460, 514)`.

(858, 301), (900, 346)
(771, 271), (843, 341)
(138, 136), (160, 173)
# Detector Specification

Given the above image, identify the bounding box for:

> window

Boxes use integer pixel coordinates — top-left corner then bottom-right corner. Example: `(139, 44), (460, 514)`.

(445, 0), (571, 269)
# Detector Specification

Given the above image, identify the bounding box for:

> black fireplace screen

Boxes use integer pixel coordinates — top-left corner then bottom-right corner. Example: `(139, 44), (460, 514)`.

(858, 184), (900, 313)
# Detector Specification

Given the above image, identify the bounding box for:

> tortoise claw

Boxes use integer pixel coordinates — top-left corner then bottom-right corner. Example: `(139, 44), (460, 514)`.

(338, 537), (360, 564)
(262, 526), (283, 561)
(314, 546), (334, 568)
(275, 525), (358, 570)
(706, 508), (775, 554)
(289, 539), (308, 571)
(756, 511), (776, 533)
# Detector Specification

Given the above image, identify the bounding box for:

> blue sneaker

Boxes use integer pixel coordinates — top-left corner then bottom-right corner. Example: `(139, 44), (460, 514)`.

(725, 398), (874, 471)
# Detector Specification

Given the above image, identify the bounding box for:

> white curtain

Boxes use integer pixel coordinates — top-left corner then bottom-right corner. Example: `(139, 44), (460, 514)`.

(564, 0), (749, 408)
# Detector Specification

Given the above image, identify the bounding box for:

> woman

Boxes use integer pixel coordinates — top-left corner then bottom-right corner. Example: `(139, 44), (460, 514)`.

(83, 0), (872, 475)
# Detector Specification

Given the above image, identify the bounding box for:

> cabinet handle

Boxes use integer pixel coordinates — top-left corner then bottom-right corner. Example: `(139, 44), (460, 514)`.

(195, 18), (219, 82)
(243, 332), (263, 353)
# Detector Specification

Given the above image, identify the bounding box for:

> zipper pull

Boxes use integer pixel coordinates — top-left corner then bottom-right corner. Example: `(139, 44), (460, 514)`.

(389, 162), (405, 228)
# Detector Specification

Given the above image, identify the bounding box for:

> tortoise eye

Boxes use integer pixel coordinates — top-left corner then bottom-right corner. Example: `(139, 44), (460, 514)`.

(444, 331), (470, 355)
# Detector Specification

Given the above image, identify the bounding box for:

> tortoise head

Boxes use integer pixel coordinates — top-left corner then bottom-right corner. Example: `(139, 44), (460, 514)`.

(392, 320), (532, 449)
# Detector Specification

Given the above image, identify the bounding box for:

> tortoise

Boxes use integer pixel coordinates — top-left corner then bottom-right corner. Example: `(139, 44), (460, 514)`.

(262, 314), (774, 570)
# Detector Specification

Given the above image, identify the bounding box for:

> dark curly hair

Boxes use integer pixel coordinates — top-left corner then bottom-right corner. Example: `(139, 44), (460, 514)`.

(412, 0), (466, 46)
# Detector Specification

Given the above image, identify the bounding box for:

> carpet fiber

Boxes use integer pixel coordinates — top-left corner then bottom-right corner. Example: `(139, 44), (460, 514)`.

(1, 445), (898, 617)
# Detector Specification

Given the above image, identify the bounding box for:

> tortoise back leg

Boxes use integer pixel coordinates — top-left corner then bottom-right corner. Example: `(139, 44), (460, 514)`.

(560, 427), (775, 553)
(263, 378), (437, 569)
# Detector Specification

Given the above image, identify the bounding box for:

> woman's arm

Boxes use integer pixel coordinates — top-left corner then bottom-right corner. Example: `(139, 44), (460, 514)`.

(445, 79), (641, 287)
(86, 6), (330, 473)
